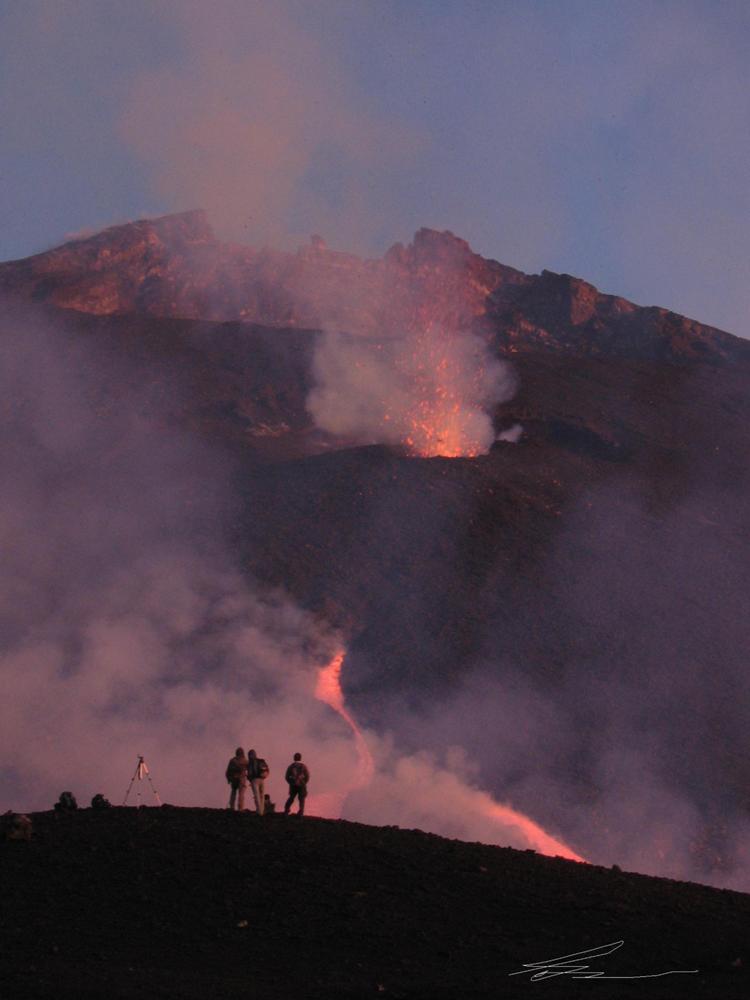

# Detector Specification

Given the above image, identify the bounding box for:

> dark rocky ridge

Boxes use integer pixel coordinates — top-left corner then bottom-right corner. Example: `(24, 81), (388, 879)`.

(1, 807), (749, 999)
(2, 217), (750, 886)
(1, 211), (747, 363)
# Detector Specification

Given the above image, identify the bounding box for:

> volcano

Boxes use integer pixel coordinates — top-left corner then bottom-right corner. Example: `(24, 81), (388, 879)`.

(1, 213), (750, 889)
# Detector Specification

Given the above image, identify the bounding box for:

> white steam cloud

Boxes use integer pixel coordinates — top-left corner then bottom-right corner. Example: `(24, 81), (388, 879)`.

(308, 325), (516, 457)
(0, 304), (353, 811)
(2, 555), (359, 811)
(496, 422), (523, 444)
(118, 1), (420, 253)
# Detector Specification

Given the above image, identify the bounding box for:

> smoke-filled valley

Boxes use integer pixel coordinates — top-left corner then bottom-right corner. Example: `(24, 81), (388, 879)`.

(2, 214), (750, 891)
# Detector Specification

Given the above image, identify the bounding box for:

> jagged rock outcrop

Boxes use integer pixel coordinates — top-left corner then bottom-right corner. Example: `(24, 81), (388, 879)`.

(2, 211), (746, 364)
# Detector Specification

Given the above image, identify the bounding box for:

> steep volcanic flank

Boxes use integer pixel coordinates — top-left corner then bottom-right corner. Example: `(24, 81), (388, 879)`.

(2, 215), (750, 890)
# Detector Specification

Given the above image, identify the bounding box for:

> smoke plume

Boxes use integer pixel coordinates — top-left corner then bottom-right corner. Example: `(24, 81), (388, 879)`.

(367, 465), (750, 892)
(0, 301), (579, 860)
(118, 1), (420, 253)
(308, 324), (516, 457)
(0, 302), (357, 810)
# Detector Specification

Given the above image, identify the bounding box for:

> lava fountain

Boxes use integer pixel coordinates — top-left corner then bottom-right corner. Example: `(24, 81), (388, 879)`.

(399, 324), (510, 458)
(307, 322), (516, 458)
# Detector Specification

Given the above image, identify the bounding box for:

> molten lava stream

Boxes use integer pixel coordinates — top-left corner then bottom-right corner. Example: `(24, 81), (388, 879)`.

(314, 652), (374, 800)
(314, 651), (585, 863)
(483, 801), (585, 862)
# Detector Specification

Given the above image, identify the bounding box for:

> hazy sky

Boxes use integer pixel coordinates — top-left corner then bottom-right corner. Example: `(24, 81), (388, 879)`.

(1, 0), (748, 336)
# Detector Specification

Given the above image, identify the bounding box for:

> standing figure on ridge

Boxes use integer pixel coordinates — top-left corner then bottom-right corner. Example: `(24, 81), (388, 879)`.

(247, 749), (270, 815)
(225, 747), (248, 811)
(284, 753), (310, 816)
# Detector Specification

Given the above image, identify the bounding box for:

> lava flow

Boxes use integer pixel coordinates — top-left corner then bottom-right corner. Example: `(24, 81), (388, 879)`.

(315, 651), (375, 788)
(315, 651), (585, 863)
(483, 801), (585, 862)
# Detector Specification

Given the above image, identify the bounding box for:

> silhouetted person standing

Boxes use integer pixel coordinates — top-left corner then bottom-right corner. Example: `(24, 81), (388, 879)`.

(247, 749), (269, 815)
(284, 753), (310, 816)
(226, 747), (248, 811)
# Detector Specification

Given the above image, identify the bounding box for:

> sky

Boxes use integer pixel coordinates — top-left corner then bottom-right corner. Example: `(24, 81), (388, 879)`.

(1, 0), (749, 336)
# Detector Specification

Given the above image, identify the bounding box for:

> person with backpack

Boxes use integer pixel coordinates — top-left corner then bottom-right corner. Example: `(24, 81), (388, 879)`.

(225, 747), (248, 811)
(54, 791), (78, 812)
(247, 748), (269, 815)
(284, 753), (310, 816)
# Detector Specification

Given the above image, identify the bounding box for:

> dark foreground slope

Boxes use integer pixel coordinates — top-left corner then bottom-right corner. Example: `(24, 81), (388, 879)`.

(1, 807), (749, 1000)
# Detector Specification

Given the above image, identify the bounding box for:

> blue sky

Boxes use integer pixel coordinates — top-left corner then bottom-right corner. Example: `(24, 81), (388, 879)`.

(1, 0), (748, 335)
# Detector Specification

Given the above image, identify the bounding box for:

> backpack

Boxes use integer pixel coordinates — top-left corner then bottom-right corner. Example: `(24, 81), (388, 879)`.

(226, 757), (245, 784)
(2, 811), (33, 842)
(255, 758), (269, 780)
(55, 791), (78, 811)
(289, 762), (307, 787)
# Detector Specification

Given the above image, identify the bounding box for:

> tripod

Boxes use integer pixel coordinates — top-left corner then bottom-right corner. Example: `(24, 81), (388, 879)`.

(123, 755), (162, 806)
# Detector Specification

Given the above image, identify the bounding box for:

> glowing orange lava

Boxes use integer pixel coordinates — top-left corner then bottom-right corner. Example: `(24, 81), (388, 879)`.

(484, 802), (585, 862)
(315, 651), (586, 863)
(315, 651), (374, 787)
(396, 325), (497, 458)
